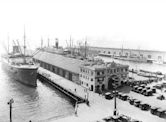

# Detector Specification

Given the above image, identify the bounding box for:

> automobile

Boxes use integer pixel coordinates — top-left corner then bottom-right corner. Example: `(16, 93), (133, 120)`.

(120, 94), (129, 101)
(156, 71), (162, 75)
(129, 98), (137, 105)
(105, 116), (121, 122)
(134, 100), (142, 107)
(151, 88), (156, 93)
(150, 106), (161, 115)
(156, 108), (166, 118)
(132, 86), (139, 91)
(145, 86), (151, 90)
(130, 119), (143, 122)
(140, 88), (147, 95)
(136, 87), (143, 93)
(102, 116), (112, 121)
(140, 84), (146, 88)
(139, 102), (151, 111)
(157, 95), (165, 100)
(105, 92), (113, 100)
(143, 90), (153, 96)
(117, 92), (123, 99)
(118, 114), (130, 122)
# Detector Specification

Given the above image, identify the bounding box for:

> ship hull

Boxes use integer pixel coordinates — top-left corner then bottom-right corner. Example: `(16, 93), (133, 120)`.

(2, 59), (38, 87)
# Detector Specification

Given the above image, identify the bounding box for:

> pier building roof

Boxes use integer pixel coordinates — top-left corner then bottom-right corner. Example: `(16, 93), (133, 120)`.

(33, 51), (84, 74)
(81, 61), (129, 71)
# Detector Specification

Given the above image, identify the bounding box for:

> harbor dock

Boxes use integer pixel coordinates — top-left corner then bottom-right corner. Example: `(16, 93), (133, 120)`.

(38, 67), (87, 103)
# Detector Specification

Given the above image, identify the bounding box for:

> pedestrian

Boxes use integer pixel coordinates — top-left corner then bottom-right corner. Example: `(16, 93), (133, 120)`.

(74, 101), (78, 116)
(85, 95), (87, 99)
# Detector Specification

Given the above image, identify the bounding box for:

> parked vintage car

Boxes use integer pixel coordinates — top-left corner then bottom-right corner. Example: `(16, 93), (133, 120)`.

(105, 92), (113, 100)
(129, 98), (137, 105)
(151, 88), (156, 93)
(140, 88), (147, 95)
(139, 84), (146, 88)
(143, 89), (153, 96)
(120, 94), (129, 101)
(138, 87), (144, 93)
(156, 108), (166, 118)
(139, 102), (151, 110)
(134, 100), (142, 107)
(150, 106), (161, 115)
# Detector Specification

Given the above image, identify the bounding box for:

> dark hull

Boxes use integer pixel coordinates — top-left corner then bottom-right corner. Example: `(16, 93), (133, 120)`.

(2, 60), (38, 87)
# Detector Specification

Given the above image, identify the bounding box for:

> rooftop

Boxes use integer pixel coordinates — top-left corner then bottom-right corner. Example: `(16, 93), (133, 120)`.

(33, 51), (85, 74)
(81, 60), (129, 70)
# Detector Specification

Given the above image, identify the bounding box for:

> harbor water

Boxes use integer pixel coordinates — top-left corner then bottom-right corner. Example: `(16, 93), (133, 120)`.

(99, 56), (166, 74)
(0, 62), (75, 122)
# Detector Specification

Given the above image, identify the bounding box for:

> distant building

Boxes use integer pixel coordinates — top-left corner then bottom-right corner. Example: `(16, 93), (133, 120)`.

(88, 46), (166, 63)
(79, 59), (129, 92)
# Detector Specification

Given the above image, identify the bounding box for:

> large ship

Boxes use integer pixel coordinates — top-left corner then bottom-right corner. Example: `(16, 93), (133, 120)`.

(1, 33), (38, 87)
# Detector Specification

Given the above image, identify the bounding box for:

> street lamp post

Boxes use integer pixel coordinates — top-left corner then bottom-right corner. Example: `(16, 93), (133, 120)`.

(85, 88), (89, 106)
(113, 89), (118, 116)
(7, 98), (14, 122)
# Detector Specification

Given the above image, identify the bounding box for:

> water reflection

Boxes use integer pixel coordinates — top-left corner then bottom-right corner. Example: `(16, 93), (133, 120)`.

(0, 63), (74, 122)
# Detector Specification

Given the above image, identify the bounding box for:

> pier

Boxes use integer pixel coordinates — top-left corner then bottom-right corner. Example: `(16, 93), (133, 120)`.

(37, 67), (87, 104)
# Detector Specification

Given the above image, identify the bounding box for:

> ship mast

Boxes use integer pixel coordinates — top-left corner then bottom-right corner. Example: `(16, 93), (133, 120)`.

(7, 34), (10, 54)
(85, 37), (87, 59)
(23, 26), (26, 63)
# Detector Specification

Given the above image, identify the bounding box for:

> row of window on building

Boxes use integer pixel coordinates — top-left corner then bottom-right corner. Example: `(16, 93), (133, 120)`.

(80, 74), (94, 82)
(33, 59), (73, 82)
(98, 50), (164, 60)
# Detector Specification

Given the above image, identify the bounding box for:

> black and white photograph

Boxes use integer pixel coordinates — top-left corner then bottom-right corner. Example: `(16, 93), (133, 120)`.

(0, 0), (166, 122)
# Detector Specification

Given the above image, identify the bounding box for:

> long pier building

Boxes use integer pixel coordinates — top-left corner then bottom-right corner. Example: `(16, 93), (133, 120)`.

(33, 48), (129, 92)
(88, 46), (166, 63)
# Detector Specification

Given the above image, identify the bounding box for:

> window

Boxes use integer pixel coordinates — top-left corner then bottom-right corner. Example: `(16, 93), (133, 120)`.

(110, 70), (112, 74)
(91, 71), (93, 76)
(158, 56), (162, 60)
(91, 78), (93, 81)
(102, 71), (104, 75)
(86, 83), (88, 86)
(148, 55), (151, 59)
(117, 69), (119, 72)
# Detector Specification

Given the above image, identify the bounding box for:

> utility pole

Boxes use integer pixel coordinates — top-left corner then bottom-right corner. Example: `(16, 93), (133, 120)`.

(113, 85), (118, 116)
(7, 98), (14, 122)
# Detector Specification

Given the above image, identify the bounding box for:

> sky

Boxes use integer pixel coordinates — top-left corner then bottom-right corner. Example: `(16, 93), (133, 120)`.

(0, 0), (166, 54)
